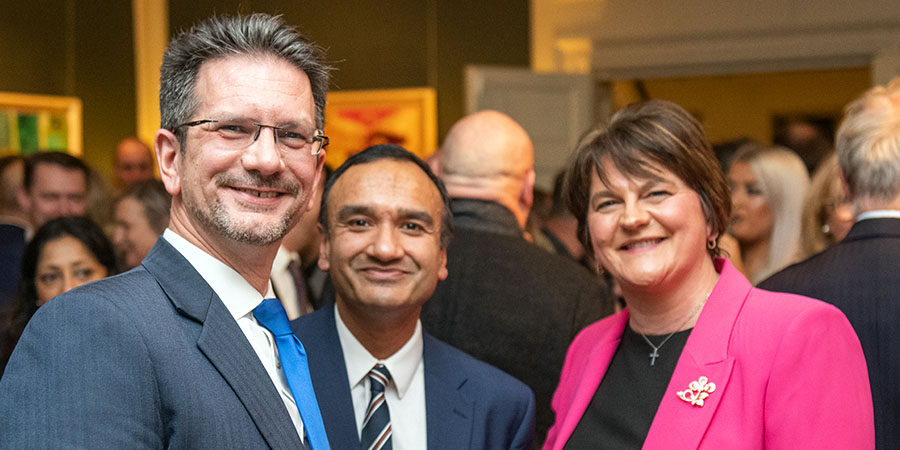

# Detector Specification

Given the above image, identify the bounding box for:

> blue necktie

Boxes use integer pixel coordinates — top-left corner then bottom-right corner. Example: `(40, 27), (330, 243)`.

(253, 298), (330, 450)
(360, 364), (393, 450)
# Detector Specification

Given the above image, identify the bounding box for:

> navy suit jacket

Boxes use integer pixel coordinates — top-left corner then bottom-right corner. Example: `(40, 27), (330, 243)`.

(0, 223), (27, 306)
(0, 238), (306, 449)
(291, 305), (536, 450)
(759, 217), (900, 450)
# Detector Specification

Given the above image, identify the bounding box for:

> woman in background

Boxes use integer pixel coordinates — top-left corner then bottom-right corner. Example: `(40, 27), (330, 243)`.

(727, 145), (809, 284)
(1, 217), (118, 375)
(544, 99), (872, 449)
(800, 153), (855, 258)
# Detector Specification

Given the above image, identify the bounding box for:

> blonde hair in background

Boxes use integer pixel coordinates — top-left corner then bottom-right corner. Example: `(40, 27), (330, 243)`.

(731, 145), (810, 283)
(800, 153), (841, 259)
(835, 78), (900, 209)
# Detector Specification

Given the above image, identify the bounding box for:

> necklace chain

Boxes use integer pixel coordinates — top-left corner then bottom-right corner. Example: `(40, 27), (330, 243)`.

(638, 293), (709, 366)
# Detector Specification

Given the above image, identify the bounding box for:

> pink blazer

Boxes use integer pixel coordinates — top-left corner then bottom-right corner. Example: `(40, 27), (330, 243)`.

(544, 259), (874, 449)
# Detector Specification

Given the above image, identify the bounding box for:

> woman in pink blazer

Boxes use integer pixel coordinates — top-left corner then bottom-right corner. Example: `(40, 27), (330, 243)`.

(544, 100), (873, 449)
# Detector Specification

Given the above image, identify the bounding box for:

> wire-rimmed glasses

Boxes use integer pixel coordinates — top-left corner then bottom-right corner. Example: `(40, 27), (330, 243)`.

(173, 119), (329, 156)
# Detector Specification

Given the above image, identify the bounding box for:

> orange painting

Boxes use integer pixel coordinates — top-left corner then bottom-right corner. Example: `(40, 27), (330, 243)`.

(323, 88), (437, 169)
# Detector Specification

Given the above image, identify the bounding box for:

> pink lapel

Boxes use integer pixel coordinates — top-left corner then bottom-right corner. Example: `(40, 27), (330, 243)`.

(643, 259), (749, 449)
(553, 311), (629, 449)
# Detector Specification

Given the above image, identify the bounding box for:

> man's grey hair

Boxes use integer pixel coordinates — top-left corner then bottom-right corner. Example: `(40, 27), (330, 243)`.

(159, 13), (331, 139)
(835, 78), (900, 203)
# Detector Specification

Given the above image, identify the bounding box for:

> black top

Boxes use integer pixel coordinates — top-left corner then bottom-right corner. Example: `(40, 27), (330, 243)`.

(564, 325), (692, 450)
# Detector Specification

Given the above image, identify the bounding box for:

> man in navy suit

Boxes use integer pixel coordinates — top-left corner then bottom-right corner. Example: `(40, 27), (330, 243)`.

(292, 144), (536, 449)
(1, 14), (332, 448)
(759, 78), (900, 450)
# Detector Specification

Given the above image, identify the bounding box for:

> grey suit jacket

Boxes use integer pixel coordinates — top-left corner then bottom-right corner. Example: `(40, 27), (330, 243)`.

(292, 305), (536, 450)
(0, 238), (305, 449)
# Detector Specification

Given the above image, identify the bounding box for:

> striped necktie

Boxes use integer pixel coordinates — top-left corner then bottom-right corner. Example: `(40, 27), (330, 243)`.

(360, 364), (392, 450)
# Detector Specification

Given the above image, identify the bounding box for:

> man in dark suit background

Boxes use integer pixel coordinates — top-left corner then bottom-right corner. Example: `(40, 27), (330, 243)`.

(292, 144), (535, 449)
(760, 78), (900, 450)
(1, 14), (331, 448)
(423, 110), (616, 440)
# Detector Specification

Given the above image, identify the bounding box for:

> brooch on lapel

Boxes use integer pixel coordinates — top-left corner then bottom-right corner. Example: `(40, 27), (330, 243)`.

(676, 376), (716, 407)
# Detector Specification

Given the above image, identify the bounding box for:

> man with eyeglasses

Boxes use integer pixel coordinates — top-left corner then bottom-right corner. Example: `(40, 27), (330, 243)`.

(1, 14), (332, 449)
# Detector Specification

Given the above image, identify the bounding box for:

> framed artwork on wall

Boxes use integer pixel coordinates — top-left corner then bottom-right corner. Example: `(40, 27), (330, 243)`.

(323, 87), (437, 169)
(0, 92), (82, 157)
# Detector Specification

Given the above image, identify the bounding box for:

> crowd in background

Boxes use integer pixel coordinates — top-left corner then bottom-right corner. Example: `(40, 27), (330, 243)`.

(0, 14), (896, 448)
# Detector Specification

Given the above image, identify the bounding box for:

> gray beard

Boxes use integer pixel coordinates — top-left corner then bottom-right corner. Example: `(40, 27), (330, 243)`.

(190, 196), (294, 246)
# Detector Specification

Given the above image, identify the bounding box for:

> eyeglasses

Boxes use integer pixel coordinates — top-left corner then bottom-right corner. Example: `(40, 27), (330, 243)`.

(173, 119), (329, 156)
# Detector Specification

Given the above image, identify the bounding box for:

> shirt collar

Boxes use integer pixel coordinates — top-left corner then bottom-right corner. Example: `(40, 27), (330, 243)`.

(272, 245), (298, 272)
(163, 229), (274, 321)
(334, 303), (423, 399)
(857, 209), (900, 221)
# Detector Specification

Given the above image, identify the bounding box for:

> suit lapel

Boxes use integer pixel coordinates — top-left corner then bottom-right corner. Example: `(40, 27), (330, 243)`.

(643, 259), (747, 450)
(142, 239), (302, 450)
(423, 334), (474, 450)
(292, 306), (360, 449)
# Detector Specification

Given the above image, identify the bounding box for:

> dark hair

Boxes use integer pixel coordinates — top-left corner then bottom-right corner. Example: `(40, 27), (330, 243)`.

(1, 217), (118, 373)
(565, 99), (731, 259)
(160, 13), (331, 141)
(117, 179), (172, 233)
(319, 144), (454, 248)
(23, 152), (89, 191)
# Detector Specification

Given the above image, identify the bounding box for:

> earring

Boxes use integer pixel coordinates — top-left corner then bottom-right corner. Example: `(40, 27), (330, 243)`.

(707, 238), (716, 250)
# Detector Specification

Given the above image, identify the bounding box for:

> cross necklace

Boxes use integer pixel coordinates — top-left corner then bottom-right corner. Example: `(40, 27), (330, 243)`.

(637, 294), (708, 366)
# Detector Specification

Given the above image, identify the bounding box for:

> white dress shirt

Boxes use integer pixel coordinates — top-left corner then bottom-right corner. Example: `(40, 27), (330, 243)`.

(163, 229), (306, 442)
(857, 209), (900, 221)
(334, 304), (428, 450)
(270, 246), (303, 320)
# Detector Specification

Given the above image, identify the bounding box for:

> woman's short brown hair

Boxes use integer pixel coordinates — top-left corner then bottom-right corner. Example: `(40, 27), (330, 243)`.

(564, 99), (731, 260)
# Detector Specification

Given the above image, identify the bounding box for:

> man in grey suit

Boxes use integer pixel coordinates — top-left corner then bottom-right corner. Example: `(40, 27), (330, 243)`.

(292, 144), (535, 449)
(1, 14), (332, 449)
(759, 78), (900, 450)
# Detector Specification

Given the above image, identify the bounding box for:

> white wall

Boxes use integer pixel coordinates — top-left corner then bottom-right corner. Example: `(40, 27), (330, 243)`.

(532, 0), (900, 83)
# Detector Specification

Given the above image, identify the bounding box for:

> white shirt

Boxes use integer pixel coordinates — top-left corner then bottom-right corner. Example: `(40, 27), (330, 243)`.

(857, 209), (900, 221)
(163, 229), (306, 442)
(334, 304), (428, 450)
(270, 246), (303, 320)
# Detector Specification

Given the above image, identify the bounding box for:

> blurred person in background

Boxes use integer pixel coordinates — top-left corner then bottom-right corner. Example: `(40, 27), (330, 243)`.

(1, 216), (117, 376)
(3, 152), (90, 308)
(760, 78), (900, 449)
(545, 99), (872, 449)
(799, 152), (854, 258)
(16, 151), (89, 230)
(271, 165), (330, 319)
(113, 179), (171, 269)
(727, 145), (809, 284)
(85, 166), (114, 232)
(426, 110), (614, 441)
(114, 137), (155, 193)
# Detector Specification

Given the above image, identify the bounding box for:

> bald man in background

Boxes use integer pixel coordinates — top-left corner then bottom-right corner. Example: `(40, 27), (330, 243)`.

(114, 137), (155, 192)
(422, 111), (615, 443)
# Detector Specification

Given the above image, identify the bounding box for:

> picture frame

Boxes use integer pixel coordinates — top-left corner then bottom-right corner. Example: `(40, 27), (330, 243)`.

(323, 87), (437, 168)
(0, 91), (83, 156)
